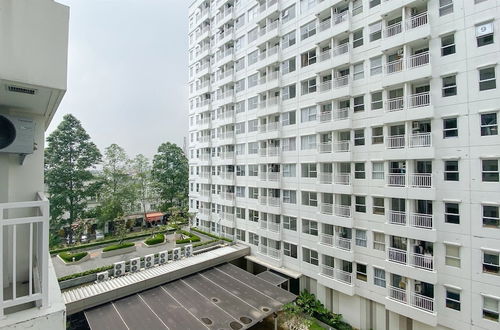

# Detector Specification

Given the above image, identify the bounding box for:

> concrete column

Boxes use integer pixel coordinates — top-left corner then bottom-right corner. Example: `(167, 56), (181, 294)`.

(316, 282), (327, 307)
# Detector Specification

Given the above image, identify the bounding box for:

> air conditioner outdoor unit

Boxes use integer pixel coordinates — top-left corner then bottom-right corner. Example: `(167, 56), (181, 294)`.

(184, 245), (193, 258)
(96, 271), (109, 282)
(172, 247), (181, 261)
(159, 251), (168, 264)
(144, 254), (155, 268)
(113, 261), (126, 277)
(129, 257), (140, 272)
(397, 48), (404, 56)
(0, 114), (36, 155)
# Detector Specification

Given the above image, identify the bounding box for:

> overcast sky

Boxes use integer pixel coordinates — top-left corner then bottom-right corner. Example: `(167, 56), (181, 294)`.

(48, 0), (190, 160)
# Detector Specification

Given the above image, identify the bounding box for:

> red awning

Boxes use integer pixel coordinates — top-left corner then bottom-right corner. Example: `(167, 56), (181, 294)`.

(145, 212), (164, 222)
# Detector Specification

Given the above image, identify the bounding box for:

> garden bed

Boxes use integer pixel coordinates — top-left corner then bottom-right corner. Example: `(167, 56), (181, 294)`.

(58, 251), (90, 265)
(190, 227), (232, 242)
(101, 242), (136, 258)
(175, 230), (201, 244)
(144, 233), (166, 247)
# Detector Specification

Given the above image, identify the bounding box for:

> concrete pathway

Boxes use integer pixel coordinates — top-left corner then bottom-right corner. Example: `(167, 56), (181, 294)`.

(53, 232), (214, 278)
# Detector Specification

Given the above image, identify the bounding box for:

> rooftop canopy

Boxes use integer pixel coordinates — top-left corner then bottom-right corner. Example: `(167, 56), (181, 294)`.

(84, 263), (296, 330)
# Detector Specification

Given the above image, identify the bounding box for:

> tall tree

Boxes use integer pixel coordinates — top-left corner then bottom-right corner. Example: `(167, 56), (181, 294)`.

(152, 142), (188, 211)
(131, 154), (151, 217)
(45, 114), (102, 242)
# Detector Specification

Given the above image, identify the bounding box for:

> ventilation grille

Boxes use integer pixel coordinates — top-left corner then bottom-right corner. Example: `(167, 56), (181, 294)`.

(7, 85), (36, 95)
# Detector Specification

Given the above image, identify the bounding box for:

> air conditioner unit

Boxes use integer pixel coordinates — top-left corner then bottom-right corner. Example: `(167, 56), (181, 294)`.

(397, 48), (404, 56)
(144, 254), (155, 268)
(159, 251), (168, 264)
(113, 261), (126, 277)
(96, 271), (109, 282)
(172, 247), (181, 261)
(129, 257), (140, 272)
(184, 245), (193, 258)
(0, 114), (36, 155)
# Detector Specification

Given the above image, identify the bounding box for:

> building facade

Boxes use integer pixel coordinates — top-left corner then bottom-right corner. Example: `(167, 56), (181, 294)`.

(0, 0), (69, 329)
(188, 0), (500, 329)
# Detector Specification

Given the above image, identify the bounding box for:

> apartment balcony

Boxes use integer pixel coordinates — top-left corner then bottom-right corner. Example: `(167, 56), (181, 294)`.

(255, 0), (279, 21)
(387, 247), (434, 271)
(216, 28), (234, 47)
(260, 172), (281, 182)
(335, 236), (352, 251)
(332, 76), (351, 99)
(258, 146), (280, 159)
(381, 12), (430, 51)
(195, 28), (210, 42)
(258, 20), (279, 43)
(320, 265), (353, 285)
(318, 234), (353, 261)
(386, 132), (432, 149)
(259, 71), (280, 90)
(257, 46), (280, 69)
(386, 173), (432, 188)
(317, 43), (350, 73)
(258, 96), (281, 116)
(382, 52), (430, 87)
(195, 45), (211, 61)
(386, 210), (435, 241)
(222, 192), (235, 202)
(217, 131), (235, 143)
(258, 245), (281, 261)
(215, 8), (234, 27)
(318, 142), (332, 153)
(217, 69), (235, 86)
(319, 172), (333, 184)
(219, 171), (235, 181)
(259, 121), (281, 139)
(219, 151), (235, 161)
(0, 193), (50, 317)
(316, 108), (351, 132)
(195, 62), (211, 77)
(333, 141), (351, 153)
(388, 286), (434, 313)
(196, 99), (212, 112)
(216, 90), (235, 106)
(216, 49), (234, 67)
(334, 174), (351, 186)
(384, 92), (431, 120)
(215, 111), (234, 125)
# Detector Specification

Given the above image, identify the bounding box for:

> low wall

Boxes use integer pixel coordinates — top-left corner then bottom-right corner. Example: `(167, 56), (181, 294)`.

(101, 246), (136, 258)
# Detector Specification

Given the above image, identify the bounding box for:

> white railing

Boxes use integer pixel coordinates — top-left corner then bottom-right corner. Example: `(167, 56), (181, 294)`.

(259, 196), (267, 205)
(406, 12), (428, 30)
(334, 174), (351, 185)
(333, 107), (350, 120)
(319, 172), (333, 184)
(409, 133), (432, 148)
(267, 121), (280, 132)
(223, 212), (235, 222)
(334, 75), (349, 88)
(319, 111), (332, 122)
(320, 203), (333, 215)
(259, 220), (267, 229)
(386, 135), (405, 149)
(409, 213), (433, 229)
(385, 97), (404, 112)
(411, 253), (434, 271)
(384, 21), (402, 37)
(407, 52), (429, 69)
(223, 192), (235, 201)
(333, 141), (350, 152)
(333, 11), (349, 25)
(320, 80), (332, 92)
(389, 286), (407, 303)
(387, 173), (405, 186)
(0, 192), (49, 317)
(335, 237), (352, 250)
(319, 142), (332, 153)
(388, 210), (407, 225)
(259, 148), (267, 157)
(319, 49), (331, 62)
(268, 196), (281, 207)
(268, 221), (280, 233)
(408, 92), (430, 108)
(334, 204), (352, 218)
(410, 291), (434, 313)
(267, 246), (281, 260)
(321, 264), (335, 278)
(335, 269), (352, 284)
(259, 245), (268, 255)
(222, 172), (234, 180)
(268, 172), (280, 181)
(319, 18), (331, 32)
(268, 147), (280, 156)
(410, 173), (432, 188)
(332, 43), (349, 56)
(388, 247), (407, 264)
(320, 233), (334, 246)
(221, 151), (234, 159)
(259, 172), (267, 181)
(386, 59), (404, 74)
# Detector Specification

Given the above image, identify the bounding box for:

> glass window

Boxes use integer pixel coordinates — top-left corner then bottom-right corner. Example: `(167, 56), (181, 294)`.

(441, 34), (456, 56)
(483, 251), (500, 275)
(371, 92), (383, 110)
(301, 135), (317, 150)
(353, 62), (364, 80)
(445, 203), (460, 224)
(281, 4), (296, 24)
(370, 56), (382, 75)
(373, 197), (385, 215)
(356, 263), (367, 281)
(483, 205), (499, 228)
(353, 95), (365, 112)
(301, 191), (318, 207)
(302, 219), (318, 236)
(301, 163), (317, 178)
(479, 67), (496, 91)
(482, 159), (499, 182)
(282, 190), (297, 204)
(373, 267), (386, 287)
(282, 30), (296, 49)
(282, 84), (296, 100)
(483, 296), (499, 322)
(439, 0), (453, 16)
(443, 117), (458, 138)
(445, 244), (460, 267)
(355, 229), (367, 247)
(355, 162), (366, 178)
(282, 164), (296, 177)
(352, 0), (363, 15)
(476, 22), (494, 47)
(373, 232), (385, 251)
(300, 49), (317, 67)
(281, 57), (296, 74)
(283, 242), (298, 258)
(301, 78), (317, 95)
(353, 29), (364, 48)
(236, 229), (246, 241)
(481, 113), (498, 136)
(444, 160), (459, 181)
(369, 21), (382, 41)
(372, 162), (384, 179)
(442, 75), (457, 97)
(302, 247), (319, 265)
(355, 196), (366, 213)
(282, 110), (296, 126)
(283, 216), (297, 231)
(446, 288), (461, 311)
(300, 20), (316, 40)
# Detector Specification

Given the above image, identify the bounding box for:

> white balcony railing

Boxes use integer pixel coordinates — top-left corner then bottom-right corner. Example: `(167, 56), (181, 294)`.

(0, 192), (49, 317)
(388, 247), (407, 264)
(409, 133), (432, 148)
(321, 264), (335, 278)
(410, 173), (432, 188)
(334, 107), (350, 120)
(335, 269), (352, 284)
(268, 221), (280, 233)
(389, 287), (435, 313)
(267, 246), (281, 260)
(335, 204), (352, 218)
(388, 210), (407, 225)
(409, 213), (433, 229)
(319, 111), (332, 122)
(333, 141), (350, 152)
(319, 142), (332, 153)
(386, 135), (405, 149)
(319, 172), (333, 184)
(320, 233), (334, 246)
(408, 92), (430, 108)
(335, 237), (352, 250)
(334, 174), (351, 185)
(407, 52), (429, 69)
(320, 203), (333, 215)
(411, 253), (434, 271)
(268, 196), (281, 207)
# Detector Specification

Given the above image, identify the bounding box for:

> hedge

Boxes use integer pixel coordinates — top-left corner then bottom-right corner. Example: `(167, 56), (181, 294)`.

(175, 230), (201, 244)
(58, 251), (88, 263)
(102, 242), (135, 252)
(190, 228), (232, 242)
(58, 265), (113, 282)
(144, 234), (165, 246)
(50, 228), (175, 255)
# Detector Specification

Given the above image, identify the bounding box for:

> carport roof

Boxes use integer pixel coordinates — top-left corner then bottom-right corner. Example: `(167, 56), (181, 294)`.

(84, 263), (296, 330)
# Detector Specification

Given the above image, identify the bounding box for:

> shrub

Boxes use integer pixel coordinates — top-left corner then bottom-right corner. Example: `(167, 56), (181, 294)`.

(58, 251), (88, 263)
(102, 242), (135, 252)
(175, 230), (200, 244)
(58, 265), (113, 282)
(190, 227), (232, 242)
(144, 233), (165, 246)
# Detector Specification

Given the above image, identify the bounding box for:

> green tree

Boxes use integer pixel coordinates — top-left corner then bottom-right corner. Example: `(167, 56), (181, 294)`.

(152, 142), (188, 211)
(45, 114), (102, 243)
(131, 154), (151, 218)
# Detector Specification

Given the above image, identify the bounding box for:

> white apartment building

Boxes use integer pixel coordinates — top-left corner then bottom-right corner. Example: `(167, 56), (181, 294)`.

(187, 0), (500, 329)
(0, 1), (69, 329)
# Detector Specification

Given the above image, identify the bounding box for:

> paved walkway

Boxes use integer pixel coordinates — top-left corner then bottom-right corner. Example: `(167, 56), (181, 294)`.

(53, 232), (213, 278)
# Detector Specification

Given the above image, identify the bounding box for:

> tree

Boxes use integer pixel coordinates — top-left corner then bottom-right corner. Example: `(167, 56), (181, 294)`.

(131, 154), (151, 218)
(45, 114), (102, 242)
(152, 142), (188, 211)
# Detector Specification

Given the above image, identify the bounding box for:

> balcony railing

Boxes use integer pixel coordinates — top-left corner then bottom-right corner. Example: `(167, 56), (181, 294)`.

(319, 142), (332, 153)
(320, 203), (333, 215)
(388, 210), (407, 225)
(333, 141), (350, 152)
(320, 233), (334, 246)
(319, 111), (332, 122)
(409, 133), (432, 148)
(0, 192), (49, 317)
(388, 286), (435, 313)
(411, 252), (434, 271)
(334, 174), (351, 185)
(321, 264), (335, 278)
(383, 12), (428, 38)
(388, 247), (407, 264)
(268, 221), (280, 233)
(336, 269), (352, 284)
(410, 173), (432, 188)
(335, 236), (352, 250)
(386, 135), (405, 149)
(319, 172), (333, 184)
(409, 213), (433, 229)
(334, 204), (352, 218)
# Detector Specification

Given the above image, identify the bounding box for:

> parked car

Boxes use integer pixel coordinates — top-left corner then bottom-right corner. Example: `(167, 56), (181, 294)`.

(80, 235), (88, 243)
(95, 230), (104, 240)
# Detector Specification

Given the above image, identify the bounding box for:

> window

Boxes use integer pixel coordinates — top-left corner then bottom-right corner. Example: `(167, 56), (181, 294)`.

(373, 268), (386, 287)
(301, 78), (317, 95)
(353, 62), (364, 80)
(282, 84), (296, 100)
(446, 288), (461, 311)
(247, 73), (258, 88)
(236, 165), (246, 176)
(445, 203), (460, 224)
(283, 216), (297, 231)
(356, 263), (367, 281)
(443, 117), (458, 138)
(301, 135), (316, 150)
(248, 164), (258, 176)
(302, 219), (318, 236)
(236, 207), (246, 220)
(479, 67), (496, 91)
(373, 232), (385, 251)
(301, 49), (317, 67)
(369, 0), (381, 8)
(235, 100), (245, 113)
(355, 163), (366, 178)
(236, 229), (246, 241)
(355, 229), (367, 247)
(441, 34), (456, 56)
(482, 159), (499, 182)
(445, 244), (461, 267)
(248, 187), (259, 199)
(353, 96), (365, 112)
(483, 296), (499, 322)
(248, 119), (259, 132)
(442, 75), (457, 97)
(301, 20), (316, 40)
(282, 137), (296, 151)
(248, 142), (258, 154)
(444, 160), (459, 181)
(483, 205), (499, 228)
(282, 110), (296, 126)
(369, 21), (382, 41)
(281, 57), (296, 74)
(483, 251), (500, 274)
(370, 56), (382, 75)
(439, 0), (453, 16)
(249, 209), (259, 222)
(373, 197), (385, 215)
(302, 247), (319, 265)
(248, 232), (259, 245)
(282, 164), (296, 177)
(248, 50), (258, 65)
(248, 28), (258, 43)
(481, 113), (498, 136)
(372, 162), (384, 179)
(301, 163), (317, 178)
(236, 186), (245, 198)
(371, 92), (383, 110)
(282, 190), (297, 204)
(353, 29), (363, 48)
(301, 191), (318, 207)
(235, 122), (245, 134)
(281, 5), (296, 24)
(235, 57), (245, 72)
(352, 0), (363, 15)
(301, 106), (317, 122)
(282, 30), (296, 49)
(283, 242), (297, 258)
(355, 196), (366, 213)
(354, 130), (365, 146)
(248, 96), (259, 110)
(476, 22), (494, 47)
